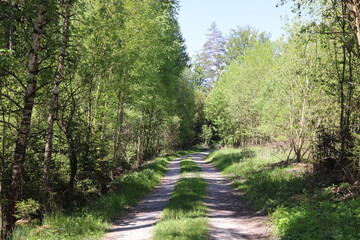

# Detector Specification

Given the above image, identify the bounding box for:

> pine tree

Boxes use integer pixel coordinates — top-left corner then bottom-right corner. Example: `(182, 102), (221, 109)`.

(198, 22), (225, 88)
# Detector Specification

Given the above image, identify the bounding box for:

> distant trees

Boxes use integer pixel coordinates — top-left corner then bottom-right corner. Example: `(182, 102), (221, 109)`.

(206, 41), (276, 147)
(195, 22), (226, 89)
(224, 25), (271, 64)
(202, 1), (360, 183)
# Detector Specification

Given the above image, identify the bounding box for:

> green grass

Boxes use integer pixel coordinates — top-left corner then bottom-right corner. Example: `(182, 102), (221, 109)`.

(272, 196), (360, 240)
(152, 157), (208, 240)
(180, 158), (202, 173)
(207, 147), (360, 240)
(206, 147), (283, 176)
(12, 150), (196, 240)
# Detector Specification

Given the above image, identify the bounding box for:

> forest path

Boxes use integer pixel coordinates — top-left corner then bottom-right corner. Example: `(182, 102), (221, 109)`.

(193, 152), (274, 240)
(103, 152), (273, 240)
(103, 155), (185, 240)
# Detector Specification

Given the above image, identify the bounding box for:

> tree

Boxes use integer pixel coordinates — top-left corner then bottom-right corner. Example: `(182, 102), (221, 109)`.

(0, 0), (195, 237)
(200, 125), (212, 146)
(279, 0), (360, 181)
(273, 29), (334, 162)
(206, 42), (276, 147)
(41, 0), (73, 212)
(224, 25), (271, 64)
(6, 2), (47, 234)
(197, 22), (225, 88)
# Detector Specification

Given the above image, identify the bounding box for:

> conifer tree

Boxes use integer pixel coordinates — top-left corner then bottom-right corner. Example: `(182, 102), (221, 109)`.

(198, 22), (225, 88)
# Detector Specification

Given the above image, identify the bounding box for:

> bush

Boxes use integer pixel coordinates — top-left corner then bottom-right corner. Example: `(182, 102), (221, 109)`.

(14, 199), (41, 220)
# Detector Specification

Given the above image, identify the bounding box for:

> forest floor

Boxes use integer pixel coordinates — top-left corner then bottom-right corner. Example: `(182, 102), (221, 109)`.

(103, 152), (273, 240)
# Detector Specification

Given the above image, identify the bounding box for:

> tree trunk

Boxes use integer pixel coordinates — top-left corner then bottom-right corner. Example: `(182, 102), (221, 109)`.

(41, 0), (72, 212)
(8, 8), (14, 56)
(68, 140), (78, 191)
(144, 107), (154, 159)
(0, 78), (4, 240)
(113, 90), (125, 163)
(137, 114), (143, 166)
(0, 122), (4, 240)
(57, 104), (78, 202)
(344, 0), (360, 47)
(137, 135), (141, 166)
(6, 5), (46, 236)
(118, 93), (125, 156)
(338, 3), (355, 182)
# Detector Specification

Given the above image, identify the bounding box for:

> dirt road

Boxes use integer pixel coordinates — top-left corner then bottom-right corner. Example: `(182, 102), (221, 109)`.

(103, 155), (184, 240)
(103, 152), (273, 240)
(194, 152), (273, 240)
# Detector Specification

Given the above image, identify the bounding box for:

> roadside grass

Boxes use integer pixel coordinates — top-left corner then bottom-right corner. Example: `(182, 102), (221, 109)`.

(152, 157), (208, 240)
(206, 147), (282, 176)
(272, 195), (360, 240)
(12, 150), (196, 240)
(207, 147), (360, 240)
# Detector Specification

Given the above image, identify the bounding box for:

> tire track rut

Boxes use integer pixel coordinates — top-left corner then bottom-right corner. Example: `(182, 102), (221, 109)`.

(103, 152), (273, 240)
(103, 155), (184, 240)
(193, 152), (273, 240)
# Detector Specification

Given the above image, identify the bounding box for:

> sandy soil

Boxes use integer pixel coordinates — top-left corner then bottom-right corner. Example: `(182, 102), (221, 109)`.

(103, 152), (274, 240)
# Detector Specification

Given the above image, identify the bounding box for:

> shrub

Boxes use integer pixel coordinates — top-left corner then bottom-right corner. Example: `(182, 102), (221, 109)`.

(14, 199), (41, 220)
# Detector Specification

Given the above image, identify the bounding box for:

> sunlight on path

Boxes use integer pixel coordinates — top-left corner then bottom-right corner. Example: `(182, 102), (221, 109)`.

(103, 152), (273, 240)
(103, 156), (184, 240)
(193, 152), (273, 240)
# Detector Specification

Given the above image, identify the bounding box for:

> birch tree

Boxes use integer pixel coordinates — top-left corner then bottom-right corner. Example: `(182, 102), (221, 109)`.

(6, 2), (47, 234)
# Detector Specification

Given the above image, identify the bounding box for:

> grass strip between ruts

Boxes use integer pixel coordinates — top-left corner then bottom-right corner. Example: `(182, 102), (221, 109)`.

(152, 157), (208, 240)
(180, 157), (202, 173)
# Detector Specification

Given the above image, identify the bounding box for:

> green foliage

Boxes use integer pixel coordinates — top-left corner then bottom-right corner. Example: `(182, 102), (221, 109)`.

(204, 21), (341, 164)
(200, 125), (212, 145)
(1, 2), (197, 234)
(224, 25), (271, 64)
(205, 41), (276, 146)
(237, 168), (312, 211)
(12, 151), (194, 240)
(272, 198), (360, 240)
(203, 0), (360, 179)
(209, 147), (360, 240)
(207, 147), (279, 176)
(152, 157), (208, 240)
(14, 199), (41, 220)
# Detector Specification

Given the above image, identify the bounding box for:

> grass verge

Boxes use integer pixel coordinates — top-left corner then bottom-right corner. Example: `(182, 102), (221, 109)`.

(207, 147), (360, 240)
(152, 157), (208, 240)
(12, 150), (196, 240)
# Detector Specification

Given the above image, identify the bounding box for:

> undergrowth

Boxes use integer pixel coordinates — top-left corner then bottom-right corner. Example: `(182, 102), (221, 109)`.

(207, 147), (360, 240)
(152, 157), (208, 240)
(12, 150), (195, 240)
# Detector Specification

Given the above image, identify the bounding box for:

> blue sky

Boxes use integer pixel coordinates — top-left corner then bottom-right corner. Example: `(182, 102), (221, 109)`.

(177, 0), (295, 57)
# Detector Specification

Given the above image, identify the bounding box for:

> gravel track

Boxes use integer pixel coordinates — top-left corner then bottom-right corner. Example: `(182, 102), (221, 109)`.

(103, 152), (273, 240)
